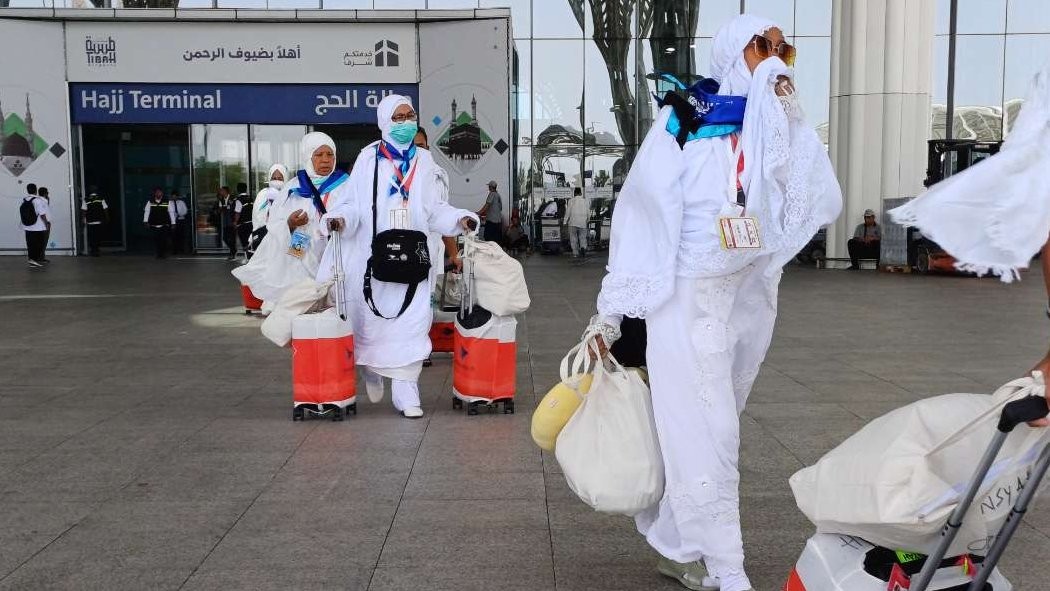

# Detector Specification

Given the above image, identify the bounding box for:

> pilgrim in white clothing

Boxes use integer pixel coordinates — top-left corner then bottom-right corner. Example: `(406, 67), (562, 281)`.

(318, 95), (477, 418)
(591, 15), (841, 591)
(252, 163), (290, 229)
(233, 134), (351, 308)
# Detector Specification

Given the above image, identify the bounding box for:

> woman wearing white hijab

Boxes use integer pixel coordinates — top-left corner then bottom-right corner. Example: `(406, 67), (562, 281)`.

(320, 94), (478, 419)
(252, 163), (290, 230)
(590, 15), (841, 591)
(233, 133), (350, 308)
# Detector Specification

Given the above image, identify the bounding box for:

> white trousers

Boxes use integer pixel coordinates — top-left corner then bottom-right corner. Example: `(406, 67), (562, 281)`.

(568, 225), (588, 256)
(635, 265), (780, 591)
(363, 363), (424, 411)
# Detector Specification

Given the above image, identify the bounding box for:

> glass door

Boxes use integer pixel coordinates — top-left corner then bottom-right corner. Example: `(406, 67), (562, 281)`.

(250, 125), (306, 194)
(120, 126), (192, 254)
(191, 125), (249, 253)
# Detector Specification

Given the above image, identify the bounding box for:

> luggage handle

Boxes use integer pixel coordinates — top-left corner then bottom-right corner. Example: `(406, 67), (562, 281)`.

(330, 228), (347, 321)
(998, 395), (1049, 432)
(911, 395), (1050, 591)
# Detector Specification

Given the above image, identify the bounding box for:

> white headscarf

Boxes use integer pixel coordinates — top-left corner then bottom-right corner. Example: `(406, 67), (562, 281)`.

(377, 94), (414, 150)
(300, 132), (336, 180)
(711, 14), (778, 97)
(267, 163), (289, 186)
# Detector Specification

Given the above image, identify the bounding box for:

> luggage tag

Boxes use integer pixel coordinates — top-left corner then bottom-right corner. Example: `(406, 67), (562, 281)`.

(718, 135), (761, 250)
(288, 229), (311, 259)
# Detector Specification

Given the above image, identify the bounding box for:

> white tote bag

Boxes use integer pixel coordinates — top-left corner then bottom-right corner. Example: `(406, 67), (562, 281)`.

(555, 334), (664, 515)
(463, 235), (530, 316)
(790, 374), (1050, 556)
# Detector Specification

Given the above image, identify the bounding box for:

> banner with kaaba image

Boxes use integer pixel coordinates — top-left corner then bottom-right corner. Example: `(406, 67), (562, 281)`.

(419, 20), (511, 216)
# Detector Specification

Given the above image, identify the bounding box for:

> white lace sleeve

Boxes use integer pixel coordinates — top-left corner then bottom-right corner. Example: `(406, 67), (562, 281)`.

(596, 107), (685, 319)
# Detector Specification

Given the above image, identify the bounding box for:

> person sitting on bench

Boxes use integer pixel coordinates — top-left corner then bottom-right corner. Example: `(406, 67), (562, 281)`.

(848, 209), (881, 270)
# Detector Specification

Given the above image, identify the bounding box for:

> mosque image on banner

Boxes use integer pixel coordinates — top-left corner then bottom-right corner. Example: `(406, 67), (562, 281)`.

(437, 95), (493, 173)
(1, 95), (49, 177)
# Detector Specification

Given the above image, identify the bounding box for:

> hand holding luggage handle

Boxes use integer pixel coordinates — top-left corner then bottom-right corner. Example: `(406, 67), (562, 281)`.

(911, 395), (1050, 591)
(329, 228), (347, 321)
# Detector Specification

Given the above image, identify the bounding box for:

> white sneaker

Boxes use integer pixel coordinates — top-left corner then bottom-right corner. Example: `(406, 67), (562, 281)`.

(364, 373), (384, 403)
(402, 406), (424, 419)
(656, 557), (719, 591)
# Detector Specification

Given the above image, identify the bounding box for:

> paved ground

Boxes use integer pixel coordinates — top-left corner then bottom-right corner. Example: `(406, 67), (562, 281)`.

(2, 253), (1050, 590)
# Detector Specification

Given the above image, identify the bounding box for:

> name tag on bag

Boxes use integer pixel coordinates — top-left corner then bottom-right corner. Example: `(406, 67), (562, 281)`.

(718, 217), (761, 249)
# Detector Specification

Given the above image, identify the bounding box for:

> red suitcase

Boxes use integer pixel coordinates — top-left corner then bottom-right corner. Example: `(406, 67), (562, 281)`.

(452, 305), (517, 415)
(430, 308), (457, 354)
(291, 308), (356, 421)
(240, 284), (263, 314)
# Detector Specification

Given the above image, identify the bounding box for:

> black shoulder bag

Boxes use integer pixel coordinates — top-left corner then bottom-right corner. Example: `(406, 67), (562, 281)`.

(363, 150), (431, 319)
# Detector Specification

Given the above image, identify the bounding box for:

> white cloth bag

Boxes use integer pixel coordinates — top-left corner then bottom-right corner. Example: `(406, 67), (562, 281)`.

(463, 234), (530, 316)
(260, 278), (332, 347)
(555, 334), (664, 515)
(790, 374), (1050, 555)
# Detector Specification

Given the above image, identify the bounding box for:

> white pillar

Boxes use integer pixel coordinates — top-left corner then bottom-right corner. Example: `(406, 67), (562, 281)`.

(826, 0), (935, 264)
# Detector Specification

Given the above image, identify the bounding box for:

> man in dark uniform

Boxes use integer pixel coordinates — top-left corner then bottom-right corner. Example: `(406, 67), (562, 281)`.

(234, 182), (254, 260)
(81, 186), (108, 257)
(215, 186), (238, 260)
(143, 187), (175, 259)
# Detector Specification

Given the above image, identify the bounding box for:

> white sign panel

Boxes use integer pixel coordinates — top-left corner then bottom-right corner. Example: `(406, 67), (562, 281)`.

(585, 186), (614, 200)
(0, 20), (72, 253)
(66, 22), (418, 84)
(419, 19), (511, 214)
(544, 186), (572, 201)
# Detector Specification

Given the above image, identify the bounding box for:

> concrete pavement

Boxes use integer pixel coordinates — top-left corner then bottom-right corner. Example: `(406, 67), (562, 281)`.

(1, 254), (1050, 590)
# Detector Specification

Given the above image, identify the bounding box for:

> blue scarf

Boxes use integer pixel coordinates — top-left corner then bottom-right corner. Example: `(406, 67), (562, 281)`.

(377, 140), (418, 198)
(293, 169), (349, 215)
(654, 73), (746, 141)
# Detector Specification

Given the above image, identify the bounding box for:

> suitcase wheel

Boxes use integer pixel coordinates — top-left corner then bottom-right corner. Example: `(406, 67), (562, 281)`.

(292, 406), (305, 421)
(467, 401), (483, 416)
(423, 358), (433, 368)
(452, 397), (463, 410)
(348, 403), (357, 416)
(503, 400), (515, 414)
(244, 309), (253, 315)
(329, 405), (344, 422)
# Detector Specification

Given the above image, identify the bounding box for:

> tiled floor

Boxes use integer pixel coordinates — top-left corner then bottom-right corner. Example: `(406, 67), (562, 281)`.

(1, 253), (1049, 590)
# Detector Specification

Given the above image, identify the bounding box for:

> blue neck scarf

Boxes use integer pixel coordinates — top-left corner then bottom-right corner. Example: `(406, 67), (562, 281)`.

(654, 73), (747, 141)
(377, 140), (418, 198)
(293, 168), (349, 214)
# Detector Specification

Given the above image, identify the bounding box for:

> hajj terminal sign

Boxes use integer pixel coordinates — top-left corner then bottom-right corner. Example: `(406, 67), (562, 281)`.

(65, 21), (418, 84)
(70, 83), (419, 124)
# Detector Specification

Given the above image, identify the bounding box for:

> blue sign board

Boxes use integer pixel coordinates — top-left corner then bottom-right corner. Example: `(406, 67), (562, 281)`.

(70, 83), (419, 125)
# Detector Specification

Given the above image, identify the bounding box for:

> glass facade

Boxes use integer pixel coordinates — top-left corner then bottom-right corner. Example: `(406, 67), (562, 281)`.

(933, 0), (1050, 140)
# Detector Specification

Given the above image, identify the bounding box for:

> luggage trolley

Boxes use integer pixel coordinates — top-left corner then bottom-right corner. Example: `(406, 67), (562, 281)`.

(784, 396), (1050, 591)
(290, 228), (357, 422)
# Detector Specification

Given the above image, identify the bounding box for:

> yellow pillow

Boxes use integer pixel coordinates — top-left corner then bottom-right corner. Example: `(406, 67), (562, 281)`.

(531, 373), (593, 451)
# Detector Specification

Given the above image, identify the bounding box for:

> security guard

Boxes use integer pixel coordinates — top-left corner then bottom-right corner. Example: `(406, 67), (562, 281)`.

(142, 187), (176, 259)
(81, 186), (108, 257)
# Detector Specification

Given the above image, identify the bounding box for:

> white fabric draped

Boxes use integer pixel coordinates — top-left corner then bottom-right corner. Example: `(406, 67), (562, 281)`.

(890, 61), (1050, 282)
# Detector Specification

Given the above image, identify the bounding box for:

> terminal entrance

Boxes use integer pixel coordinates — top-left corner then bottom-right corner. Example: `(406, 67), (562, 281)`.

(75, 123), (379, 255)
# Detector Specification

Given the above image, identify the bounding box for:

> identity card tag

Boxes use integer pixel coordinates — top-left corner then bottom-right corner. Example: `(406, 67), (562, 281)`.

(718, 216), (761, 250)
(390, 207), (410, 230)
(288, 230), (311, 259)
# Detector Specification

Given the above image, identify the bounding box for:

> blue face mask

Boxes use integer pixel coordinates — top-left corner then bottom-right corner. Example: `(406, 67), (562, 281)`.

(389, 121), (419, 145)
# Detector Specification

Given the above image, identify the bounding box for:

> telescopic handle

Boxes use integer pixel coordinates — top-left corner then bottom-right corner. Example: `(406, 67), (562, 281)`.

(998, 396), (1050, 432)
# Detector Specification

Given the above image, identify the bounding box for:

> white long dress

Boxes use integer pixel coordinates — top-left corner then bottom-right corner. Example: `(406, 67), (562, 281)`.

(596, 58), (841, 588)
(232, 172), (352, 306)
(317, 143), (475, 373)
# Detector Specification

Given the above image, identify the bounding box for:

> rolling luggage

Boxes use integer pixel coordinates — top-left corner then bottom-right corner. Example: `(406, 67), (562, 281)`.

(430, 271), (460, 355)
(290, 229), (356, 422)
(540, 217), (563, 255)
(240, 284), (264, 315)
(451, 235), (517, 415)
(784, 395), (1050, 591)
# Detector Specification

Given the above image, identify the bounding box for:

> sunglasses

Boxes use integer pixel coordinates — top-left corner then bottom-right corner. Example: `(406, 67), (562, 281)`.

(749, 35), (796, 67)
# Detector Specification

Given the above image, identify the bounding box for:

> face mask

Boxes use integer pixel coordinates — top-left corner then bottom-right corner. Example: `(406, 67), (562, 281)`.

(268, 179), (284, 190)
(388, 121), (419, 145)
